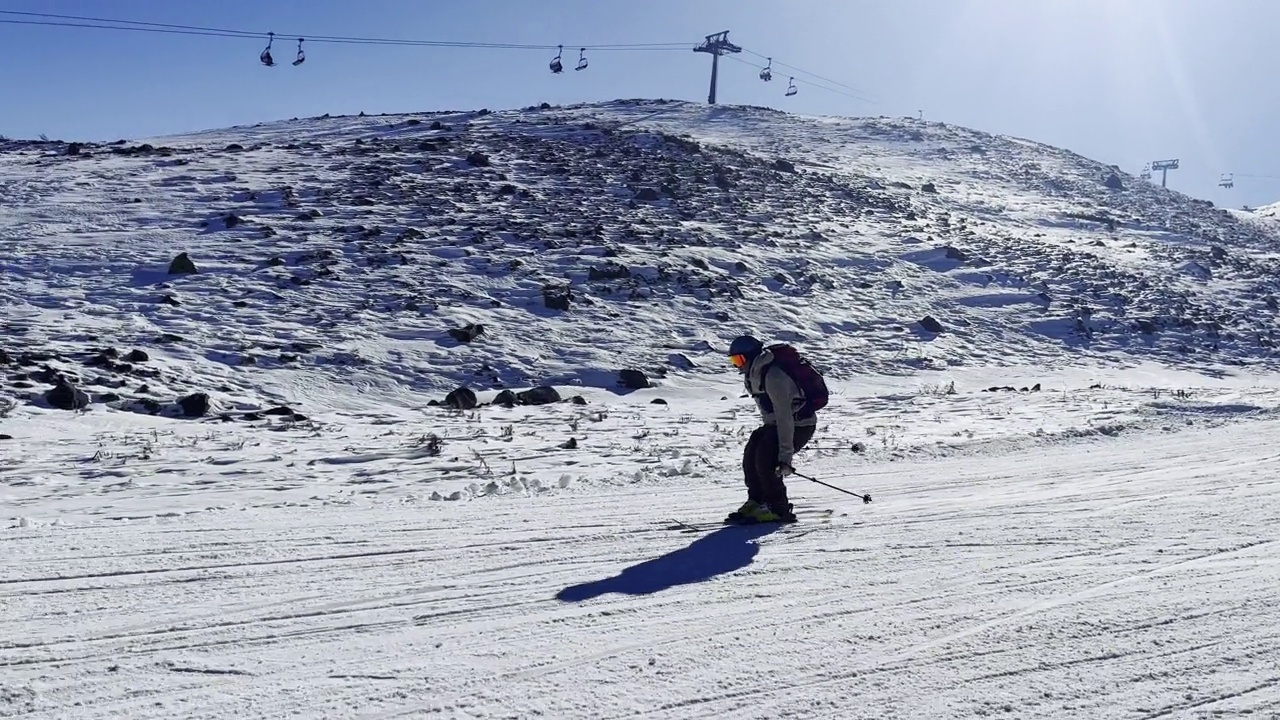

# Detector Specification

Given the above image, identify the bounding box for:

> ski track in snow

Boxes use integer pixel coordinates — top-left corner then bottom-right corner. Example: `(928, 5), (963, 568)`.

(4, 419), (1280, 718)
(4, 99), (1280, 717)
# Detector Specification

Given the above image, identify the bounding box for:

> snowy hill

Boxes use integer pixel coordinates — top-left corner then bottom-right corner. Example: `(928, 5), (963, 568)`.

(5, 99), (1280, 414)
(5, 100), (1280, 718)
(1251, 199), (1280, 220)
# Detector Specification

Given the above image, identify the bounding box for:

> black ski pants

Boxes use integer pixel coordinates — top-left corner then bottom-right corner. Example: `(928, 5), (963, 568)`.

(743, 423), (816, 508)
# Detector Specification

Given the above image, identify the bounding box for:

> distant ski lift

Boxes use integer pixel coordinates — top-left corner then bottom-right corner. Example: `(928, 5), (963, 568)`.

(292, 38), (306, 66)
(759, 58), (773, 82)
(575, 48), (588, 71)
(1139, 162), (1152, 181)
(260, 32), (276, 67)
(785, 77), (797, 97)
(1219, 173), (1234, 188)
(550, 45), (563, 74)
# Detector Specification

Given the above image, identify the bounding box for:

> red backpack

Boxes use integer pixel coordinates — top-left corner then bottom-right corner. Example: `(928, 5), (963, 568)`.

(766, 343), (829, 417)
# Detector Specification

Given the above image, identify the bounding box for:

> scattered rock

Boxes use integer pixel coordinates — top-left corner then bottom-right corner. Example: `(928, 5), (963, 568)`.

(944, 246), (968, 262)
(447, 323), (485, 343)
(168, 253), (198, 275)
(0, 434), (12, 440)
(773, 158), (797, 173)
(1136, 319), (1158, 334)
(264, 405), (296, 416)
(444, 387), (478, 410)
(570, 395), (588, 405)
(1104, 172), (1124, 190)
(86, 350), (120, 369)
(466, 151), (491, 167)
(588, 262), (630, 281)
(46, 379), (89, 410)
(559, 437), (578, 450)
(918, 315), (945, 334)
(517, 386), (561, 405)
(66, 143), (83, 156)
(667, 353), (695, 370)
(0, 349), (12, 365)
(921, 182), (938, 193)
(651, 398), (668, 405)
(493, 389), (518, 408)
(125, 349), (150, 363)
(619, 369), (651, 389)
(635, 188), (662, 202)
(177, 392), (211, 417)
(543, 285), (573, 311)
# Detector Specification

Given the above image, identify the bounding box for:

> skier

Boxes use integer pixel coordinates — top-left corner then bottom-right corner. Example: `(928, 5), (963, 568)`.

(725, 335), (828, 524)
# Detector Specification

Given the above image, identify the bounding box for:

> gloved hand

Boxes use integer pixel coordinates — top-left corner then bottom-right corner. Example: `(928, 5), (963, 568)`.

(775, 462), (795, 477)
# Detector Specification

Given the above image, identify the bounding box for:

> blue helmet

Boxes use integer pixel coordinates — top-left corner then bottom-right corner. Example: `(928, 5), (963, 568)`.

(728, 335), (764, 359)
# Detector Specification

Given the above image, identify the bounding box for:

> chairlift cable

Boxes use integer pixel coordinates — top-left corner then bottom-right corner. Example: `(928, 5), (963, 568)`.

(0, 11), (690, 50)
(725, 55), (874, 104)
(741, 47), (875, 100)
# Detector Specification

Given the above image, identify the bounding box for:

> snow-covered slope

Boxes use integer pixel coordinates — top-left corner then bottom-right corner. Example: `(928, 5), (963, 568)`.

(4, 99), (1280, 421)
(6, 100), (1280, 718)
(1251, 199), (1280, 220)
(6, 417), (1280, 719)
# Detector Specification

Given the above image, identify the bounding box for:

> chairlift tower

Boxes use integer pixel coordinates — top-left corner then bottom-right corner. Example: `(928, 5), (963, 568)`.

(694, 31), (742, 105)
(1150, 159), (1179, 188)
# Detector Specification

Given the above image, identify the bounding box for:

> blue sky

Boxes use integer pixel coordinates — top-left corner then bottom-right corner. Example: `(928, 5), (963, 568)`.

(2, 0), (1277, 207)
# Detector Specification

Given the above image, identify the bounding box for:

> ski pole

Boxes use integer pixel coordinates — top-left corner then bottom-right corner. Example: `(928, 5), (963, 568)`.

(795, 472), (872, 504)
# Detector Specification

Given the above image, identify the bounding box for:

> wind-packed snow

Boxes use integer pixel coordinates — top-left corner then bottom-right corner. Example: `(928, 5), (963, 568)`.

(4, 99), (1280, 718)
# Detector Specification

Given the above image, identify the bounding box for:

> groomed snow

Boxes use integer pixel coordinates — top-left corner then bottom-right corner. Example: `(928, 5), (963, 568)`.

(4, 99), (1280, 718)
(4, 407), (1280, 718)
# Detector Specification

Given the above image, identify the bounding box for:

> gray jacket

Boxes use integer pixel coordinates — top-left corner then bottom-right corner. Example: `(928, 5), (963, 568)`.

(745, 348), (817, 465)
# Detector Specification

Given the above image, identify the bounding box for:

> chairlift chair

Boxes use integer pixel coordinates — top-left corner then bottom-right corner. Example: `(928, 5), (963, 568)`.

(575, 48), (588, 71)
(785, 77), (797, 97)
(260, 32), (276, 67)
(1219, 173), (1234, 189)
(292, 38), (306, 66)
(759, 58), (773, 82)
(550, 45), (563, 74)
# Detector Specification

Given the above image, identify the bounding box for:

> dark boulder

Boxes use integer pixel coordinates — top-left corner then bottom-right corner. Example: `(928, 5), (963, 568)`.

(516, 386), (561, 405)
(178, 392), (211, 417)
(619, 369), (651, 390)
(919, 316), (944, 333)
(447, 323), (485, 343)
(168, 253), (199, 274)
(444, 387), (478, 410)
(46, 379), (89, 410)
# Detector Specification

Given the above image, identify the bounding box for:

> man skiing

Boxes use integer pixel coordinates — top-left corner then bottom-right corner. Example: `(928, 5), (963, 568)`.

(725, 335), (827, 524)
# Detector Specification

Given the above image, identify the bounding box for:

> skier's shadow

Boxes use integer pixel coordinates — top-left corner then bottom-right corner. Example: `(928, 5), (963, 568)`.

(555, 524), (781, 602)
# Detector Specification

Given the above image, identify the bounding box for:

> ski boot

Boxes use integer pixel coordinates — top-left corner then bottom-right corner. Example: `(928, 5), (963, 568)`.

(725, 501), (798, 525)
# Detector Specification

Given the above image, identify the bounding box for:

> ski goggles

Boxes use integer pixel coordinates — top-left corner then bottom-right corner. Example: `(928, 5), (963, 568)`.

(729, 353), (749, 369)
